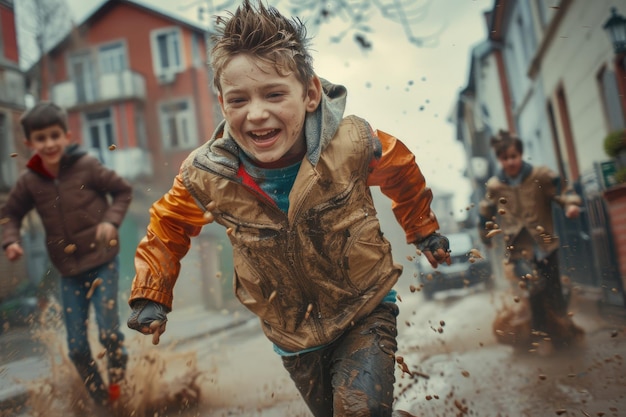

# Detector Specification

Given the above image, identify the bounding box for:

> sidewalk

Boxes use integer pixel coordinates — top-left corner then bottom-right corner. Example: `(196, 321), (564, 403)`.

(0, 304), (256, 413)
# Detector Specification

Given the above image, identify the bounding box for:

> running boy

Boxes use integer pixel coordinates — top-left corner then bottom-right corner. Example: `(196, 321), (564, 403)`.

(1, 101), (132, 406)
(479, 130), (584, 353)
(127, 1), (450, 416)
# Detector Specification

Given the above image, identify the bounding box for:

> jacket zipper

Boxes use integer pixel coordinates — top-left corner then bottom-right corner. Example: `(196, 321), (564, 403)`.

(284, 172), (326, 342)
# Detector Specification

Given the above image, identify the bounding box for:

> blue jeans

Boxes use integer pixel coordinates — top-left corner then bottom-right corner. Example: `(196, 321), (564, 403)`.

(61, 257), (127, 404)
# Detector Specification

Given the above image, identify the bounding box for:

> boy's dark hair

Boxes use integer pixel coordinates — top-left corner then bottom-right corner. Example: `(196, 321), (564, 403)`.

(210, 0), (314, 94)
(490, 130), (523, 157)
(20, 101), (68, 140)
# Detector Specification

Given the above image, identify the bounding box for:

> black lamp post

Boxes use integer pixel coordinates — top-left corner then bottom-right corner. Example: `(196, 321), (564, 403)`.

(604, 7), (626, 55)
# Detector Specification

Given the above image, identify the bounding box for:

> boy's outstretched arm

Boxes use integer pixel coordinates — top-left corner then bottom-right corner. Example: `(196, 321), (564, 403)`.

(366, 129), (449, 267)
(550, 174), (581, 219)
(128, 172), (214, 342)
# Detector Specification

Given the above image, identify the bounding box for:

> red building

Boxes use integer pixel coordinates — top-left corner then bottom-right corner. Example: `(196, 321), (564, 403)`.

(40, 0), (219, 188)
(0, 0), (30, 302)
(15, 0), (226, 308)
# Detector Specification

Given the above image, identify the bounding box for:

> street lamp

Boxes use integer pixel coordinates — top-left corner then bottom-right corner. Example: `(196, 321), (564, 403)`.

(604, 7), (626, 55)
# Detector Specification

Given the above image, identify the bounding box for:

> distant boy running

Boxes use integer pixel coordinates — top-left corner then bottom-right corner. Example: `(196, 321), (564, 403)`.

(127, 1), (450, 416)
(1, 101), (132, 407)
(479, 130), (584, 353)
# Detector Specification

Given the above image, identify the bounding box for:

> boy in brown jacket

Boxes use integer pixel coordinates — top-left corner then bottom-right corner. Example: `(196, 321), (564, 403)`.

(479, 130), (584, 353)
(1, 101), (132, 407)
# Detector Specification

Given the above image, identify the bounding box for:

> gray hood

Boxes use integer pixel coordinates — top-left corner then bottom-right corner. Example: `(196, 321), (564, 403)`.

(303, 78), (347, 165)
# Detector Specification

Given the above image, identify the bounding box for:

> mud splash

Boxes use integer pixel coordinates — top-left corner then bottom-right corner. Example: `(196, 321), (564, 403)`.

(20, 301), (205, 417)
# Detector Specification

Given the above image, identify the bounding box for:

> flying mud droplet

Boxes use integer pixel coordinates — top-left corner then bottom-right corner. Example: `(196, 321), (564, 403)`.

(304, 303), (313, 320)
(108, 144), (117, 151)
(86, 277), (103, 299)
(64, 244), (77, 254)
(203, 211), (214, 222)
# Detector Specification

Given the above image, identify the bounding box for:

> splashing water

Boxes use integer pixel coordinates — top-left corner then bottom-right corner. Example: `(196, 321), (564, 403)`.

(22, 300), (205, 417)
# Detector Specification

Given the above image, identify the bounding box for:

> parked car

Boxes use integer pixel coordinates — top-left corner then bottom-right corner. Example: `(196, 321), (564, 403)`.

(416, 231), (493, 300)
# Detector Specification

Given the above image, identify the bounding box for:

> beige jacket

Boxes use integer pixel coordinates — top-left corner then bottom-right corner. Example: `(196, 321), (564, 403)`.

(130, 115), (439, 352)
(478, 162), (581, 260)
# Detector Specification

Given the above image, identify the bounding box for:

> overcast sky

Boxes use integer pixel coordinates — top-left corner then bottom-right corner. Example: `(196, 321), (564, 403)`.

(35, 0), (494, 218)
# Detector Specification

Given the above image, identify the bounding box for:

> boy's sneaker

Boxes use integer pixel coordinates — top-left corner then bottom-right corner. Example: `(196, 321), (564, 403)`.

(108, 383), (121, 402)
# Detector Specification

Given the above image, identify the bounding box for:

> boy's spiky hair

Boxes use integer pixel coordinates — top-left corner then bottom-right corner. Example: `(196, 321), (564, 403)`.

(210, 0), (314, 93)
(490, 129), (523, 157)
(20, 101), (68, 140)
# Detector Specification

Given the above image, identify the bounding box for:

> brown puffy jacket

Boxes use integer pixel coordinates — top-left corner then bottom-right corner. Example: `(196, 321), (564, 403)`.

(1, 145), (132, 276)
(130, 116), (439, 352)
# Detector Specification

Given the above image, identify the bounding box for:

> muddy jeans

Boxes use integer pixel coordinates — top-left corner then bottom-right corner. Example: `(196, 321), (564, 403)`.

(61, 257), (127, 404)
(528, 251), (582, 347)
(282, 302), (400, 417)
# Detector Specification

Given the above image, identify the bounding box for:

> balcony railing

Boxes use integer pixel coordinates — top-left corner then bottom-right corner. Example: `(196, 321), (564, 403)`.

(86, 147), (153, 181)
(52, 70), (146, 109)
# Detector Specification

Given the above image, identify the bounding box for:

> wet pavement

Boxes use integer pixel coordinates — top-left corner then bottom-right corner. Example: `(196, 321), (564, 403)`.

(0, 301), (256, 415)
(393, 284), (626, 417)
(0, 284), (624, 417)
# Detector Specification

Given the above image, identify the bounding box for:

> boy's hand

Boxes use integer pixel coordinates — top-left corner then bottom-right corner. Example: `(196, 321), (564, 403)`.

(565, 204), (580, 219)
(96, 222), (117, 244)
(5, 242), (24, 261)
(127, 299), (170, 345)
(415, 233), (451, 268)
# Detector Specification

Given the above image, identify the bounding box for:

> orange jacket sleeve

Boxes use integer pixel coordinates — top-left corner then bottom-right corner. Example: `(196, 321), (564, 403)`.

(129, 173), (209, 310)
(367, 130), (440, 244)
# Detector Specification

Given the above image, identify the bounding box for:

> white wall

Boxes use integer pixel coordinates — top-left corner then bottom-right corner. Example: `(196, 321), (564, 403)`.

(537, 0), (620, 177)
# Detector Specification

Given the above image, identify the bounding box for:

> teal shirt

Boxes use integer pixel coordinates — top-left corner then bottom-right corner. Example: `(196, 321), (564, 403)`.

(240, 153), (300, 212)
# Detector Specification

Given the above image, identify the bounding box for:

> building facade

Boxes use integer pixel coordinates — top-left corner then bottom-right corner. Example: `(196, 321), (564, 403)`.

(4, 0), (229, 313)
(0, 0), (31, 302)
(454, 0), (626, 306)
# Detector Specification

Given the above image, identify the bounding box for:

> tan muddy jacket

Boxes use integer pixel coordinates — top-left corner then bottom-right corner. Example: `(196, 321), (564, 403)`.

(478, 162), (581, 260)
(130, 82), (439, 352)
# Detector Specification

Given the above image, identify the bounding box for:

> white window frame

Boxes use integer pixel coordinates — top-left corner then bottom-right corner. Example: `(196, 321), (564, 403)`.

(159, 98), (198, 150)
(98, 40), (128, 74)
(150, 27), (185, 77)
(84, 108), (116, 167)
(0, 111), (18, 190)
(69, 50), (97, 103)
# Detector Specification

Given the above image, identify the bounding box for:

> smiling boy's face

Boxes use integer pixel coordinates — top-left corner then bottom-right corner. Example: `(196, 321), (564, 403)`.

(26, 124), (71, 174)
(497, 144), (523, 178)
(218, 54), (321, 168)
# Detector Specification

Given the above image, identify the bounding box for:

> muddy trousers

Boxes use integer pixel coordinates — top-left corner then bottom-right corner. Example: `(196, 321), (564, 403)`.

(61, 259), (127, 405)
(529, 251), (582, 347)
(281, 302), (407, 417)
